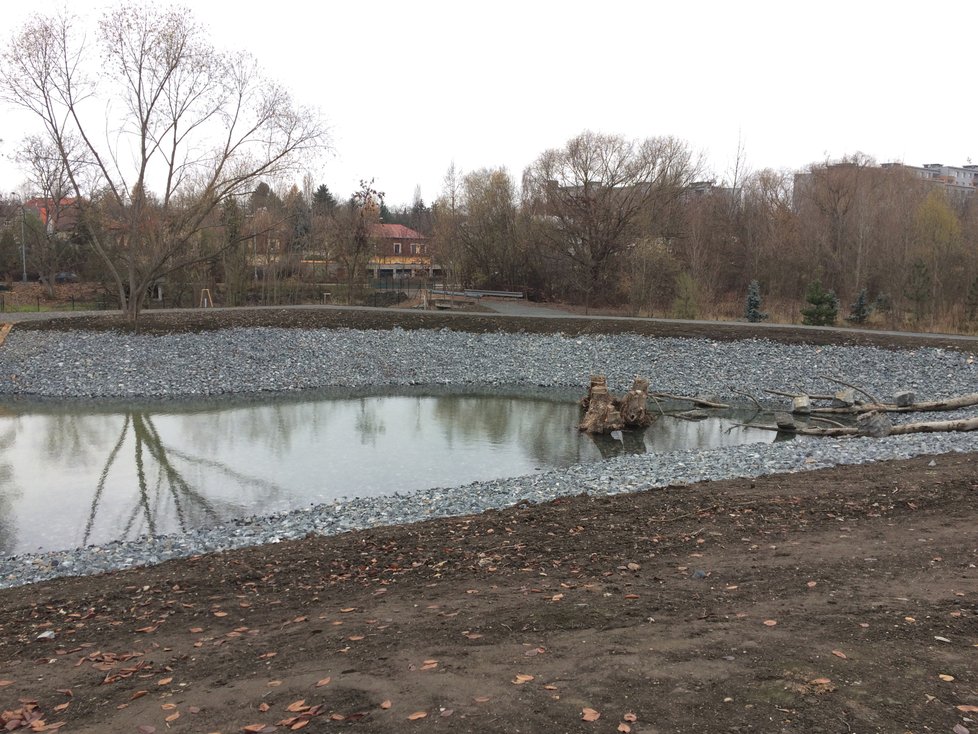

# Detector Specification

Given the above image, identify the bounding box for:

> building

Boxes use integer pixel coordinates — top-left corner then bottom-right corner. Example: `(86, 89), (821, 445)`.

(23, 197), (80, 234)
(366, 223), (439, 279)
(881, 162), (978, 197)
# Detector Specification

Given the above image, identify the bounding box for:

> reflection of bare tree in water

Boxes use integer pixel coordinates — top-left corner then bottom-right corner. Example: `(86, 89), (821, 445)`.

(83, 411), (286, 546)
(355, 399), (386, 446)
(0, 423), (20, 555)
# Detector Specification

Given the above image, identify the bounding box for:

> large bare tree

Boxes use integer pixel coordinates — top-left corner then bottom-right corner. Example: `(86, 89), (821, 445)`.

(0, 6), (328, 322)
(523, 131), (697, 309)
(16, 135), (82, 296)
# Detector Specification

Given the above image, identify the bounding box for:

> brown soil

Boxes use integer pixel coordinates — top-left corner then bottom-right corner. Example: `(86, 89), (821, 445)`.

(1, 309), (977, 733)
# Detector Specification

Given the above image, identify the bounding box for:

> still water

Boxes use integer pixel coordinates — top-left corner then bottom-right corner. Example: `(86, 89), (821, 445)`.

(0, 392), (778, 555)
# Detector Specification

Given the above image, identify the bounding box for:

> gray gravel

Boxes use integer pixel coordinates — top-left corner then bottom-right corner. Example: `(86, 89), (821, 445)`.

(1, 326), (977, 589)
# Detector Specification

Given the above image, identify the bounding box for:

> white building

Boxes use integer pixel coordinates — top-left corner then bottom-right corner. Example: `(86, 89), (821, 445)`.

(881, 162), (978, 196)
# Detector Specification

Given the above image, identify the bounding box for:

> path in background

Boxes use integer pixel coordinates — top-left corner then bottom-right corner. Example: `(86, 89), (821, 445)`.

(477, 298), (574, 317)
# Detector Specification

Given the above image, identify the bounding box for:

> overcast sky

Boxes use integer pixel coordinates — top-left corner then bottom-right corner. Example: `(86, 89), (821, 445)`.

(2, 0), (975, 206)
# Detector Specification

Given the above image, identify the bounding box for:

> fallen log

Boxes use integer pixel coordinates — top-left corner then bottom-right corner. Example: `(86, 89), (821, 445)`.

(751, 415), (978, 438)
(808, 393), (978, 415)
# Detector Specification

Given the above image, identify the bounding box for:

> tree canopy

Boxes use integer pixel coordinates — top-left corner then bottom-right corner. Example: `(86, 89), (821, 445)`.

(0, 5), (328, 320)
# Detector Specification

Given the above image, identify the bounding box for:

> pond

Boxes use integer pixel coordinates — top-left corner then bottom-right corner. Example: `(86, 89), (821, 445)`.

(0, 391), (780, 555)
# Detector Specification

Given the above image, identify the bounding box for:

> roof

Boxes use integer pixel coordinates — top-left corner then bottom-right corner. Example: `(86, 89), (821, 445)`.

(369, 223), (426, 240)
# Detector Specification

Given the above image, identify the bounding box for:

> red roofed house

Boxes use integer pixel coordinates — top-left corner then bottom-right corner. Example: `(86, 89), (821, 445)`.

(366, 223), (440, 278)
(24, 197), (81, 234)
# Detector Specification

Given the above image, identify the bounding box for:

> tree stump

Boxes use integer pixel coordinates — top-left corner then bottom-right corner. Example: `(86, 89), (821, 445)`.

(619, 377), (653, 428)
(578, 384), (624, 434)
(580, 374), (608, 411)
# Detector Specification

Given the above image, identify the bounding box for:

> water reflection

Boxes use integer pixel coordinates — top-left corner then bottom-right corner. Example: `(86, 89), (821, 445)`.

(0, 393), (777, 555)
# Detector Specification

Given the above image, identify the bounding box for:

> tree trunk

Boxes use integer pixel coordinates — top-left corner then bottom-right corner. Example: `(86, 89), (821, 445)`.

(580, 374), (608, 411)
(619, 377), (652, 428)
(578, 384), (624, 434)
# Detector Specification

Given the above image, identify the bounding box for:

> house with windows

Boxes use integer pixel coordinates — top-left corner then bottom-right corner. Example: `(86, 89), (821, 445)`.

(366, 223), (440, 278)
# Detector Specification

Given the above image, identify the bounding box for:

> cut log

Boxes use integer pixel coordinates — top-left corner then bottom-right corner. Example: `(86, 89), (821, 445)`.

(578, 384), (624, 434)
(619, 377), (652, 429)
(791, 395), (812, 414)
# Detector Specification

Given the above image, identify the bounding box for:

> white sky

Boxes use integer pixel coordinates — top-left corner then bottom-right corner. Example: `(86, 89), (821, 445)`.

(2, 0), (976, 206)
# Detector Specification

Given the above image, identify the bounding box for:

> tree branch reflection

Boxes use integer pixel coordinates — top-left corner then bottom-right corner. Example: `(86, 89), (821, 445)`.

(82, 410), (286, 547)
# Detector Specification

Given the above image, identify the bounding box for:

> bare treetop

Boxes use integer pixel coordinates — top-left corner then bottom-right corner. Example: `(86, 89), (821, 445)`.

(1, 5), (329, 320)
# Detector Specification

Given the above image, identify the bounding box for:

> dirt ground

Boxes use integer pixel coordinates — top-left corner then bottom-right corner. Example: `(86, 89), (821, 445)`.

(1, 308), (977, 733)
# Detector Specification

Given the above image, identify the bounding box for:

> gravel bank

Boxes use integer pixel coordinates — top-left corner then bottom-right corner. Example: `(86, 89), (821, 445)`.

(2, 326), (977, 588)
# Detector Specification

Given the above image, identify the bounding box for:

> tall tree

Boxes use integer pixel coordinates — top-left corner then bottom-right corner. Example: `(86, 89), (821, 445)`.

(457, 168), (523, 290)
(432, 162), (464, 286)
(523, 131), (697, 309)
(16, 135), (83, 295)
(331, 180), (383, 304)
(0, 6), (327, 322)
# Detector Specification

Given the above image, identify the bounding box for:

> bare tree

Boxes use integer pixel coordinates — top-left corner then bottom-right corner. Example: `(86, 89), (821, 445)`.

(432, 162), (465, 287)
(523, 131), (697, 310)
(16, 135), (82, 296)
(0, 7), (328, 323)
(330, 180), (383, 304)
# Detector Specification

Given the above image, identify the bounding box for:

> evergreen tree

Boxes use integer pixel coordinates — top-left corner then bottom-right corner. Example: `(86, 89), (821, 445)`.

(800, 279), (838, 326)
(312, 184), (336, 215)
(671, 272), (699, 319)
(904, 259), (931, 323)
(745, 280), (768, 322)
(846, 288), (872, 324)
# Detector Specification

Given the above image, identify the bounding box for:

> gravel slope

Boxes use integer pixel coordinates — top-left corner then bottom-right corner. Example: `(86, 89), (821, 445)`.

(2, 326), (977, 588)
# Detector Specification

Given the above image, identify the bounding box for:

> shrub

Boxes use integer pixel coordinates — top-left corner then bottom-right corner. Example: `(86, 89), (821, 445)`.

(800, 279), (838, 326)
(745, 280), (768, 322)
(846, 288), (872, 324)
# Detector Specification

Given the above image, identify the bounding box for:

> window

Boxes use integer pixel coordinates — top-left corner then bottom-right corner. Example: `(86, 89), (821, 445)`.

(393, 242), (401, 254)
(410, 243), (418, 255)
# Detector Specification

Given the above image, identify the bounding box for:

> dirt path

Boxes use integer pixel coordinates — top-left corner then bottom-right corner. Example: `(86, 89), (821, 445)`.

(1, 453), (976, 733)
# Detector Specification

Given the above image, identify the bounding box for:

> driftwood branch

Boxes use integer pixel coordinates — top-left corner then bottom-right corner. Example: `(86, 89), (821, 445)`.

(651, 392), (730, 409)
(763, 388), (835, 401)
(809, 416), (847, 429)
(749, 415), (978, 438)
(727, 386), (763, 412)
(810, 393), (978, 415)
(818, 374), (881, 406)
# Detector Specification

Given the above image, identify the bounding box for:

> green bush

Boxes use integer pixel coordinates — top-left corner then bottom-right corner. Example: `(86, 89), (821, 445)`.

(745, 280), (768, 322)
(846, 288), (872, 324)
(800, 280), (838, 326)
